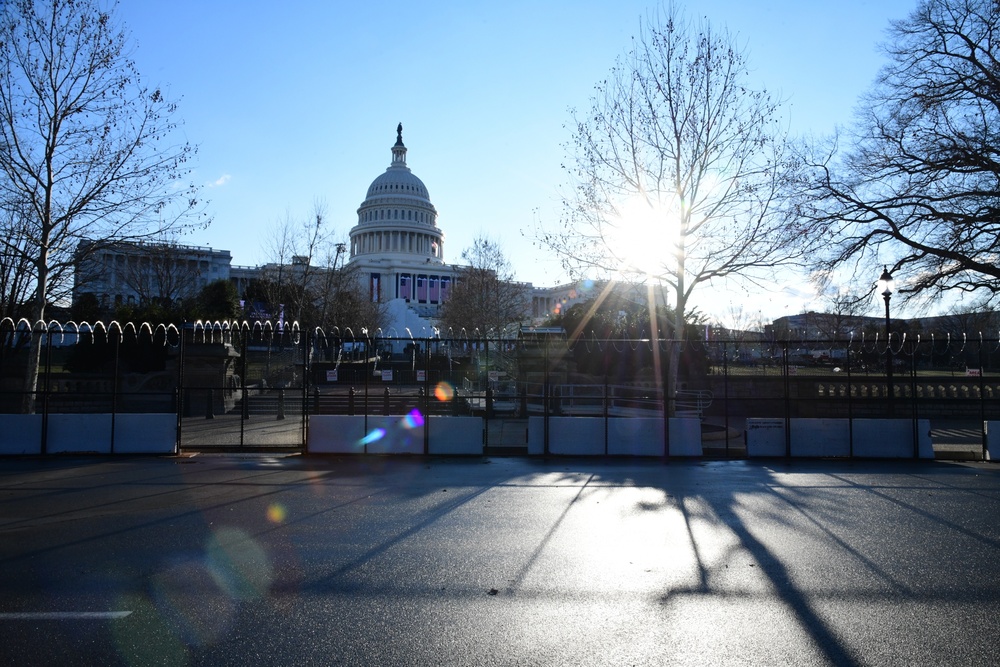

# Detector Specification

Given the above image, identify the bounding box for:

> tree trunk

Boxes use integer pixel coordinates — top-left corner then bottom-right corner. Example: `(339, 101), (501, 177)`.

(20, 254), (49, 414)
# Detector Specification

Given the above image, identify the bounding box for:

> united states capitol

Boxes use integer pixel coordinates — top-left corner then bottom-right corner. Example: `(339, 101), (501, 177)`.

(73, 125), (623, 342)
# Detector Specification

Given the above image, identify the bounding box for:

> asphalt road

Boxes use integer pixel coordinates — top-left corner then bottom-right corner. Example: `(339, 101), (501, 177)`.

(2, 455), (1000, 666)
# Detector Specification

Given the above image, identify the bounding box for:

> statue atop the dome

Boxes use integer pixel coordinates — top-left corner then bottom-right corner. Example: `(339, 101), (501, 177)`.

(395, 122), (403, 146)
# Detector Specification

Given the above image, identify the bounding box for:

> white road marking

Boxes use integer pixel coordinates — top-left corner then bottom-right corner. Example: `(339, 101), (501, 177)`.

(0, 611), (132, 620)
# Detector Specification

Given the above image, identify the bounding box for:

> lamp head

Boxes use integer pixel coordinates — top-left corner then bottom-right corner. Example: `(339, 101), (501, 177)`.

(878, 266), (894, 298)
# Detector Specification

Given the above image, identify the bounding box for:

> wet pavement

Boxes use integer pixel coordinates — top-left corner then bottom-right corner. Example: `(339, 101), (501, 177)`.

(2, 455), (999, 665)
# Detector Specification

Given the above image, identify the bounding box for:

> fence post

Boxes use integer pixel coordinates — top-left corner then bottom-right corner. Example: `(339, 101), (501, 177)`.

(910, 342), (918, 459)
(348, 387), (356, 416)
(603, 378), (609, 456)
(176, 325), (186, 451)
(383, 386), (390, 415)
(420, 387), (429, 455)
(723, 344), (730, 458)
(40, 326), (52, 456)
(847, 343), (854, 458)
(543, 341), (550, 457)
(110, 334), (120, 455)
(980, 339), (988, 460)
(277, 389), (285, 420)
(783, 341), (791, 458)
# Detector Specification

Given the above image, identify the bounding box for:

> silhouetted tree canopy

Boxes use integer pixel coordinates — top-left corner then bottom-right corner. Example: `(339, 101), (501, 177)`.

(792, 0), (1000, 303)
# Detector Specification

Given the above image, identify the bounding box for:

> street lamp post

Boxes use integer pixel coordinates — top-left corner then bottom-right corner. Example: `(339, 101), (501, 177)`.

(878, 266), (894, 410)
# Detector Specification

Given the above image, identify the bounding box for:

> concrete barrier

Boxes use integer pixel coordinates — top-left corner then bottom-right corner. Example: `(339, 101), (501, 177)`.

(47, 414), (112, 453)
(112, 414), (176, 454)
(428, 417), (482, 455)
(544, 417), (606, 455)
(793, 419), (850, 457)
(527, 416), (701, 456)
(853, 419), (933, 458)
(987, 422), (1000, 461)
(608, 418), (663, 456)
(746, 418), (786, 457)
(308, 415), (483, 455)
(362, 415), (425, 454)
(527, 418), (544, 456)
(0, 414), (42, 455)
(308, 415), (367, 453)
(0, 413), (175, 455)
(667, 418), (703, 456)
(747, 417), (933, 458)
(308, 415), (427, 454)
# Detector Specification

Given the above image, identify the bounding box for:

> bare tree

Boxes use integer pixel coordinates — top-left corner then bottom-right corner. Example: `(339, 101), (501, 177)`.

(544, 5), (796, 410)
(0, 200), (37, 321)
(439, 236), (529, 337)
(114, 240), (206, 308)
(793, 0), (1000, 304)
(256, 203), (335, 328)
(253, 204), (388, 332)
(0, 0), (205, 407)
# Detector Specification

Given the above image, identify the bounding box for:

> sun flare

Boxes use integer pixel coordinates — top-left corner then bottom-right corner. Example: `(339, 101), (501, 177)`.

(609, 195), (681, 279)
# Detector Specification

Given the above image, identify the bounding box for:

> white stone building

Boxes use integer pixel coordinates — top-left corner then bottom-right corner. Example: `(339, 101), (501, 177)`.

(345, 124), (462, 336)
(73, 239), (232, 309)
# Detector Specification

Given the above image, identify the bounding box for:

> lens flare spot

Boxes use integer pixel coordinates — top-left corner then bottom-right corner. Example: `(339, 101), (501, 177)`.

(361, 428), (386, 445)
(266, 503), (286, 524)
(205, 527), (273, 601)
(403, 409), (424, 429)
(434, 382), (454, 402)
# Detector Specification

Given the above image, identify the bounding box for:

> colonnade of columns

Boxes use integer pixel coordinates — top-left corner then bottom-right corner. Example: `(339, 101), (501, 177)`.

(351, 230), (442, 258)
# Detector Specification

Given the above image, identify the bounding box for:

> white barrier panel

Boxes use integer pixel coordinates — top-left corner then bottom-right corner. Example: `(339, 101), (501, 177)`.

(987, 422), (1000, 461)
(308, 416), (366, 453)
(548, 417), (605, 455)
(525, 417), (604, 455)
(853, 419), (933, 458)
(363, 415), (424, 454)
(791, 419), (850, 458)
(527, 416), (700, 456)
(527, 417), (544, 455)
(746, 419), (786, 457)
(47, 414), (112, 454)
(747, 418), (933, 458)
(428, 417), (482, 455)
(0, 414), (42, 455)
(668, 418), (703, 456)
(608, 418), (663, 456)
(113, 414), (176, 454)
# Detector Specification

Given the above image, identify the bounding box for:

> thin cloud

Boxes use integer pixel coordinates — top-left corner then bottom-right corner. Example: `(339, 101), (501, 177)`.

(208, 173), (232, 188)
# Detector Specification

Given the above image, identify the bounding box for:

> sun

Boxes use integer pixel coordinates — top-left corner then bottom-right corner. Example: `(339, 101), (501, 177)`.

(608, 195), (681, 280)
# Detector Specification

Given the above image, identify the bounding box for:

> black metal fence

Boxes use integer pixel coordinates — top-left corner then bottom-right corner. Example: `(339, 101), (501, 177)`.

(2, 318), (998, 457)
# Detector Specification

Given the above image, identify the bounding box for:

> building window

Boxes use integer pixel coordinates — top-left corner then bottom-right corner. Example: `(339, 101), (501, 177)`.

(429, 276), (439, 303)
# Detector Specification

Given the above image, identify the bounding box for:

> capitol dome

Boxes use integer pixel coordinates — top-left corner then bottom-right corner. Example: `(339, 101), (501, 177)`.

(348, 124), (444, 264)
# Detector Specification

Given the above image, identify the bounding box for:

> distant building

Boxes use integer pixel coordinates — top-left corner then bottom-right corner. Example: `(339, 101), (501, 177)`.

(73, 239), (231, 309)
(343, 123), (465, 335)
(766, 311), (884, 340)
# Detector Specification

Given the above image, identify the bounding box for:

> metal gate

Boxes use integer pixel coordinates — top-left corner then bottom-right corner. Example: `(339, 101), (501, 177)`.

(178, 323), (307, 450)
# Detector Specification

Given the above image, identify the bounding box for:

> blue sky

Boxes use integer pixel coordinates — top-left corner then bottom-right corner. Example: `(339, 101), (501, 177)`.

(120, 0), (919, 324)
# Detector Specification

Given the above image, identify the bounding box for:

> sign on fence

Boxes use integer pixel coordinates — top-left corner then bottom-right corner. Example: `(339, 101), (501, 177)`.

(417, 370), (426, 382)
(326, 369), (338, 382)
(967, 368), (982, 377)
(381, 369), (393, 381)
